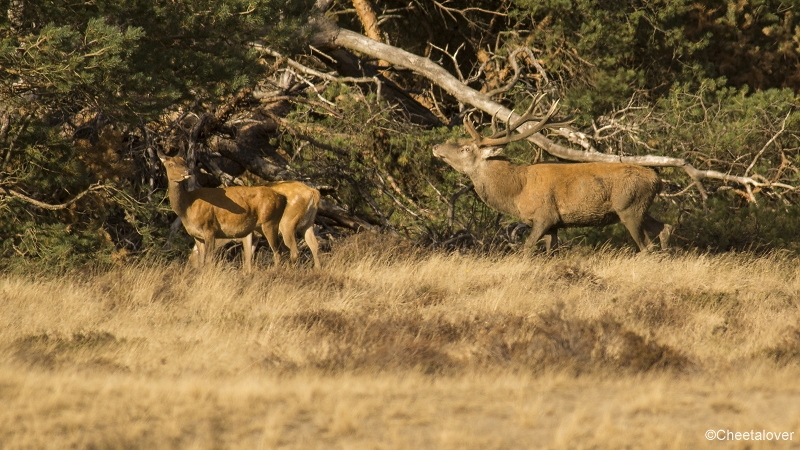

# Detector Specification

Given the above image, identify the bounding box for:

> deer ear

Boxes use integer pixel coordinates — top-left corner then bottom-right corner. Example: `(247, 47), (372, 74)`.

(479, 147), (503, 159)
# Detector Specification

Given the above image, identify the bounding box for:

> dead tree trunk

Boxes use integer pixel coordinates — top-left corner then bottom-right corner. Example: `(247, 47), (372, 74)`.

(351, 0), (382, 43)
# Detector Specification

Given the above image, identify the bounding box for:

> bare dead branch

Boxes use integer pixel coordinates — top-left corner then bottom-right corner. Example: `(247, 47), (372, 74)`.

(254, 45), (380, 85)
(430, 42), (467, 82)
(313, 25), (799, 200)
(253, 94), (344, 119)
(745, 109), (791, 176)
(432, 1), (508, 18)
(260, 110), (350, 158)
(0, 183), (104, 210)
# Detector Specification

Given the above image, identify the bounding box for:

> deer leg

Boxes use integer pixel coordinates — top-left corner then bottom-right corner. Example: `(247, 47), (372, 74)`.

(262, 225), (282, 267)
(304, 225), (321, 269)
(660, 224), (673, 250)
(241, 233), (255, 273)
(618, 211), (648, 252)
(279, 219), (300, 265)
(202, 232), (217, 265)
(543, 229), (559, 253)
(642, 214), (672, 250)
(191, 240), (204, 267)
(524, 222), (552, 253)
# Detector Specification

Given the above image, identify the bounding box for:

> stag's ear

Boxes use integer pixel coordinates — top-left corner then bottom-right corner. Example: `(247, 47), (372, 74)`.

(479, 147), (503, 159)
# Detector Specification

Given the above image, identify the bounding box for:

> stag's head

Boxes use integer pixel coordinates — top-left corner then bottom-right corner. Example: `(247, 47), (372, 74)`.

(433, 95), (569, 175)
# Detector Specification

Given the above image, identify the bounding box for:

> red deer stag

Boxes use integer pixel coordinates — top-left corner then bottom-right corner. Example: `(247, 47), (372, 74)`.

(159, 151), (285, 271)
(432, 94), (672, 252)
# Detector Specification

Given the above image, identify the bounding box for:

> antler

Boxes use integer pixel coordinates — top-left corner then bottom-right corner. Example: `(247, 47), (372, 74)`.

(464, 94), (573, 147)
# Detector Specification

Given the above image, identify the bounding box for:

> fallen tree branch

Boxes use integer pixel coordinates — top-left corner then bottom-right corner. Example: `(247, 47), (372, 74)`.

(311, 23), (798, 201)
(317, 198), (378, 232)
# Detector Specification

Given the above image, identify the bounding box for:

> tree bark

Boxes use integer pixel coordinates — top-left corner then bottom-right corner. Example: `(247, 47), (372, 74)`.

(351, 0), (382, 43)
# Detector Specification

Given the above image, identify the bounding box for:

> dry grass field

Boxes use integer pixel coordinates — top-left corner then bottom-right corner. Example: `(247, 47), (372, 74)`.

(1, 234), (800, 449)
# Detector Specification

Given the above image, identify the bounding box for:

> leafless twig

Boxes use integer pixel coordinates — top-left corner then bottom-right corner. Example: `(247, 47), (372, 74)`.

(0, 183), (105, 210)
(745, 109), (791, 176)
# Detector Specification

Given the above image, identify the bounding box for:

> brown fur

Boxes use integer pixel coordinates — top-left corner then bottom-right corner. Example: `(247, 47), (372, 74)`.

(183, 178), (322, 269)
(433, 139), (672, 252)
(160, 155), (285, 270)
(266, 181), (322, 268)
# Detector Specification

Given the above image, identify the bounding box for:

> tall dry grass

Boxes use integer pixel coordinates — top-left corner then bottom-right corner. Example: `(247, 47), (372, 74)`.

(1, 235), (800, 449)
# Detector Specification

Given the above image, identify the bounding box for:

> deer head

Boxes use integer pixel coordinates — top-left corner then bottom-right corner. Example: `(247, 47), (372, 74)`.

(433, 94), (571, 175)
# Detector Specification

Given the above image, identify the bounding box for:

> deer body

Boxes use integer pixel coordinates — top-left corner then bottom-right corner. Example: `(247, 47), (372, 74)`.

(161, 155), (285, 270)
(184, 180), (322, 269)
(432, 95), (671, 252)
(466, 158), (667, 251)
(172, 186), (285, 241)
(267, 181), (322, 268)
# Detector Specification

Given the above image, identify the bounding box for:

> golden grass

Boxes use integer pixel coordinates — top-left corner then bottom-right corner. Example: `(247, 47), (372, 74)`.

(2, 235), (800, 449)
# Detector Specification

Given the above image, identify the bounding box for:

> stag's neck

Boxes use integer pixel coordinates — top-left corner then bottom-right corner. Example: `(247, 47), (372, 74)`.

(468, 159), (527, 216)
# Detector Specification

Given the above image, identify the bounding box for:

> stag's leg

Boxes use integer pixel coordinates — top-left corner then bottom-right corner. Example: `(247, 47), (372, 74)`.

(642, 214), (672, 251)
(660, 224), (673, 250)
(205, 237), (217, 265)
(617, 210), (649, 252)
(191, 241), (204, 267)
(524, 222), (553, 253)
(543, 230), (559, 253)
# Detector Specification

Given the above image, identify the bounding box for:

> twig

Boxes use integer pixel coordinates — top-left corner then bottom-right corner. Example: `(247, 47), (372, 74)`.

(745, 109), (791, 176)
(447, 184), (474, 230)
(432, 1), (508, 18)
(430, 43), (466, 82)
(0, 183), (104, 210)
(485, 48), (546, 97)
(254, 44), (380, 84)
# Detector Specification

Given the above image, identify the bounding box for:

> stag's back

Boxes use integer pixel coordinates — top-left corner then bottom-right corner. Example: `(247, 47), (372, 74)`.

(518, 162), (661, 227)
